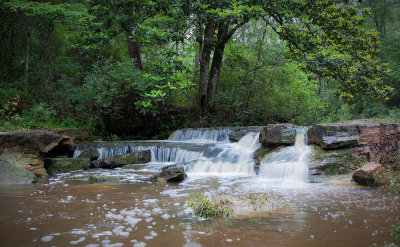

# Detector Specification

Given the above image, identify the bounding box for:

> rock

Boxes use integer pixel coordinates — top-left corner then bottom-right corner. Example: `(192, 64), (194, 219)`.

(153, 166), (187, 182)
(309, 147), (354, 175)
(259, 123), (297, 146)
(22, 158), (48, 177)
(54, 129), (89, 143)
(0, 151), (47, 177)
(0, 129), (84, 177)
(0, 160), (37, 184)
(77, 147), (100, 161)
(88, 175), (124, 183)
(229, 126), (264, 142)
(352, 162), (385, 186)
(44, 158), (91, 175)
(0, 130), (73, 154)
(91, 150), (151, 169)
(308, 123), (360, 149)
(253, 146), (275, 173)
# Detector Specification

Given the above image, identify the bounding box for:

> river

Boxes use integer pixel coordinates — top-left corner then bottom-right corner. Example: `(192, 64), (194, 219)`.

(0, 128), (398, 246)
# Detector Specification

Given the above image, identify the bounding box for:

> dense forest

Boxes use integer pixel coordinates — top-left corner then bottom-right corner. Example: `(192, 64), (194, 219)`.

(1, 0), (399, 139)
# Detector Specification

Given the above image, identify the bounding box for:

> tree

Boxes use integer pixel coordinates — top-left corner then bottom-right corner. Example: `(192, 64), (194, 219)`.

(181, 0), (392, 116)
(179, 1), (262, 115)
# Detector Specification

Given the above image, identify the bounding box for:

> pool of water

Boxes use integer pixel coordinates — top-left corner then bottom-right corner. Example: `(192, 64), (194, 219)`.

(0, 167), (398, 247)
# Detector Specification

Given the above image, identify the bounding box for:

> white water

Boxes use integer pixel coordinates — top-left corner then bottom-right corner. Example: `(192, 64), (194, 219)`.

(168, 128), (231, 143)
(73, 128), (311, 180)
(73, 144), (203, 163)
(258, 128), (310, 182)
(134, 146), (204, 163)
(186, 132), (260, 175)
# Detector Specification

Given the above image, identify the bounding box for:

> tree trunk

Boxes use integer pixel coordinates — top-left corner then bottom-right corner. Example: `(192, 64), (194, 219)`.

(123, 5), (143, 70)
(207, 23), (229, 102)
(199, 18), (215, 116)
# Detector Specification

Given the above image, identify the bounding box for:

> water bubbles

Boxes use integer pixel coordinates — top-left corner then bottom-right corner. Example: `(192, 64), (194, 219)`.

(70, 236), (86, 245)
(41, 235), (54, 242)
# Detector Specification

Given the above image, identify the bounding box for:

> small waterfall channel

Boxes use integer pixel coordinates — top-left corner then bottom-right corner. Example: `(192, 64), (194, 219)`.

(258, 128), (311, 182)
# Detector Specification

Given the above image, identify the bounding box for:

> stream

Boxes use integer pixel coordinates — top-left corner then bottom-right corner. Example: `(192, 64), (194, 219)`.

(0, 128), (399, 246)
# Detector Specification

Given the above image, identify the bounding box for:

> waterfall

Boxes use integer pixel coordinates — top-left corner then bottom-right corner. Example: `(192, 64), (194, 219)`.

(258, 128), (310, 182)
(168, 128), (232, 143)
(186, 132), (260, 175)
(73, 143), (203, 163)
(133, 146), (204, 163)
(72, 127), (313, 181)
(238, 132), (261, 152)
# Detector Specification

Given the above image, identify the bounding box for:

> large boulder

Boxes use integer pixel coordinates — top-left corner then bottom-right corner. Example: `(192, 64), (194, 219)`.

(0, 160), (37, 184)
(259, 124), (297, 146)
(91, 150), (151, 169)
(352, 162), (385, 186)
(0, 129), (84, 178)
(153, 166), (187, 182)
(44, 158), (91, 175)
(0, 151), (48, 177)
(229, 126), (264, 142)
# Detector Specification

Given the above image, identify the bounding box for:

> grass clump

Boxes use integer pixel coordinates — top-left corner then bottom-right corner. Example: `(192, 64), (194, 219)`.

(186, 191), (233, 219)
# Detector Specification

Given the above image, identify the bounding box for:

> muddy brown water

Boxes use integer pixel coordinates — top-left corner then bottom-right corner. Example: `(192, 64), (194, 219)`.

(0, 168), (399, 247)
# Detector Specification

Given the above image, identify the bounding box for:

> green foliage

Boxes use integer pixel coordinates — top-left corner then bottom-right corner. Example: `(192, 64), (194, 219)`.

(209, 29), (323, 126)
(82, 59), (155, 116)
(186, 191), (233, 219)
(0, 0), (400, 137)
(392, 215), (400, 245)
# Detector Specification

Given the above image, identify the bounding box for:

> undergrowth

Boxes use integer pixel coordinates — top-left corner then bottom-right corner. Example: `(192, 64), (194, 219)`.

(186, 191), (233, 218)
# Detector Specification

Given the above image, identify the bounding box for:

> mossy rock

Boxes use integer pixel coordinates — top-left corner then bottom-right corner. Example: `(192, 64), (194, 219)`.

(91, 150), (151, 169)
(44, 158), (91, 175)
(88, 175), (124, 183)
(0, 160), (37, 184)
(309, 146), (355, 175)
(253, 146), (278, 173)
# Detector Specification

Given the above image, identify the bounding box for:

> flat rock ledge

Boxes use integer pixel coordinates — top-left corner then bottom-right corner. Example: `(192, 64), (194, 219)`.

(91, 150), (151, 169)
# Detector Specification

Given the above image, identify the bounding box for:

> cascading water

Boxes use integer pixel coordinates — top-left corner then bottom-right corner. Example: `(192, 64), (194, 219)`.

(168, 128), (232, 143)
(73, 143), (204, 163)
(258, 128), (310, 182)
(73, 128), (311, 179)
(134, 146), (204, 163)
(186, 132), (260, 175)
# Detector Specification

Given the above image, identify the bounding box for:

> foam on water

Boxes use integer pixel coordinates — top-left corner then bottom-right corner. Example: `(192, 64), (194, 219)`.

(258, 128), (310, 183)
(186, 132), (260, 176)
